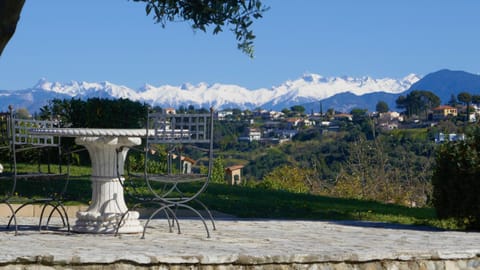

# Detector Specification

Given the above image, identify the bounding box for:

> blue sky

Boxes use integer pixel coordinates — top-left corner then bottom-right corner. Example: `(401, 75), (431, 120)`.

(1, 0), (480, 90)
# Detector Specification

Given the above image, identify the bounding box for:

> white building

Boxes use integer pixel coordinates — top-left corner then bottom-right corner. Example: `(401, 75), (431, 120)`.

(435, 133), (466, 143)
(238, 128), (261, 142)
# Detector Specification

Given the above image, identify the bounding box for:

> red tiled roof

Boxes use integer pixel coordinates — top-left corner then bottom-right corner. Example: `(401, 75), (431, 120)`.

(225, 165), (244, 172)
(432, 105), (456, 111)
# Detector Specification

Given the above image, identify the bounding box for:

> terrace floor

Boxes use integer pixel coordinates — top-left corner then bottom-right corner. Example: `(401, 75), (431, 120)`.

(0, 215), (480, 269)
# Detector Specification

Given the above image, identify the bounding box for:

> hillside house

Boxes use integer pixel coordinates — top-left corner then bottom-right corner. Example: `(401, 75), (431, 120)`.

(377, 111), (402, 131)
(333, 113), (353, 121)
(432, 105), (457, 120)
(253, 109), (275, 120)
(285, 118), (302, 129)
(217, 110), (233, 120)
(302, 119), (315, 127)
(225, 165), (244, 185)
(378, 111), (403, 122)
(278, 129), (298, 139)
(263, 121), (281, 129)
(471, 105), (480, 122)
(238, 128), (261, 142)
(474, 104), (480, 115)
(164, 108), (176, 114)
(435, 133), (466, 143)
(170, 154), (195, 173)
(469, 112), (477, 122)
(378, 122), (399, 131)
(269, 111), (285, 120)
(457, 105), (477, 122)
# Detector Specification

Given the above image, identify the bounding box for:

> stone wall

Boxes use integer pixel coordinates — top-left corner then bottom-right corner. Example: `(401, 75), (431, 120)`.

(1, 258), (480, 270)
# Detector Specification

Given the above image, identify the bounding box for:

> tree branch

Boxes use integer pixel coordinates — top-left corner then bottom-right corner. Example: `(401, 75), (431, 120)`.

(0, 0), (25, 57)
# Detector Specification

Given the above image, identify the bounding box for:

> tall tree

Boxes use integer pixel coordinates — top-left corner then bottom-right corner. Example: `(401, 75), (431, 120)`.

(350, 108), (368, 124)
(375, 101), (389, 113)
(15, 107), (30, 119)
(209, 156), (226, 184)
(326, 108), (335, 119)
(0, 0), (268, 58)
(472, 95), (480, 106)
(421, 91), (441, 116)
(42, 98), (148, 128)
(290, 105), (306, 115)
(396, 90), (440, 119)
(448, 94), (458, 107)
(458, 92), (472, 121)
(458, 92), (472, 105)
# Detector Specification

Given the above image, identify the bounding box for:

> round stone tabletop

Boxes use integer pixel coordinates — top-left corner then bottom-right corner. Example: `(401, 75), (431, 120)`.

(29, 128), (148, 137)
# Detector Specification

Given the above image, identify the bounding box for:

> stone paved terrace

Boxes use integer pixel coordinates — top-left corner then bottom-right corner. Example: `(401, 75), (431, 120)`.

(1, 217), (480, 269)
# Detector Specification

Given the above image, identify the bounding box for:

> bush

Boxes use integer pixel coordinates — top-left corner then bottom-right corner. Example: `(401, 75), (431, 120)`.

(432, 129), (480, 230)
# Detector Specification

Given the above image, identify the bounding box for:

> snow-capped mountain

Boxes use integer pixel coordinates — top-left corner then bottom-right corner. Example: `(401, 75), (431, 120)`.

(0, 73), (420, 113)
(262, 73), (419, 110)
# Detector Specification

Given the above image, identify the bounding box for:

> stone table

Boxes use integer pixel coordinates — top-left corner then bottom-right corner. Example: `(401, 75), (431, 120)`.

(29, 128), (147, 234)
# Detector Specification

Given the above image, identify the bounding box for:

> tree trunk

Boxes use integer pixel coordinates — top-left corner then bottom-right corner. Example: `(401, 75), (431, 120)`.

(0, 0), (25, 57)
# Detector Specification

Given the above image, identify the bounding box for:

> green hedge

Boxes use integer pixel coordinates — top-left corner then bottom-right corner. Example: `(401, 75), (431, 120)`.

(432, 129), (480, 230)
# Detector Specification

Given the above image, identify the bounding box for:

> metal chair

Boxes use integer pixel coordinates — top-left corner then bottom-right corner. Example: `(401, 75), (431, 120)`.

(4, 106), (71, 233)
(117, 108), (216, 238)
(0, 109), (17, 233)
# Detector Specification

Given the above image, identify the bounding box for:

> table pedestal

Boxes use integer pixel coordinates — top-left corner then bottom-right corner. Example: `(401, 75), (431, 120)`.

(73, 136), (143, 234)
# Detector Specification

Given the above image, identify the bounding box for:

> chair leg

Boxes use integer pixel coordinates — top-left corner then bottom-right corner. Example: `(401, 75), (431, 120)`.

(164, 205), (180, 234)
(142, 204), (181, 239)
(113, 203), (146, 237)
(2, 202), (18, 235)
(166, 205), (180, 235)
(44, 202), (71, 232)
(194, 199), (216, 231)
(39, 203), (50, 230)
(7, 202), (31, 229)
(176, 203), (211, 238)
(8, 201), (70, 233)
(114, 209), (130, 237)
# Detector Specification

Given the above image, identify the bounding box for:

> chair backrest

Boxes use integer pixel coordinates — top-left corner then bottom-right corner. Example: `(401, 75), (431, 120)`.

(6, 107), (64, 177)
(0, 112), (11, 176)
(11, 116), (60, 147)
(144, 108), (215, 178)
(0, 112), (10, 149)
(147, 108), (214, 145)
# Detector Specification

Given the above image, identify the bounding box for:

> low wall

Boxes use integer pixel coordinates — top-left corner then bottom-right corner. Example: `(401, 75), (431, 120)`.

(0, 257), (479, 269)
(0, 204), (233, 219)
(0, 204), (87, 218)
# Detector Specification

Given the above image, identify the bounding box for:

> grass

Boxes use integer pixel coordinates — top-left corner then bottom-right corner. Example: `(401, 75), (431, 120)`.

(1, 163), (460, 231)
(197, 183), (460, 230)
(388, 128), (429, 140)
(0, 163), (92, 205)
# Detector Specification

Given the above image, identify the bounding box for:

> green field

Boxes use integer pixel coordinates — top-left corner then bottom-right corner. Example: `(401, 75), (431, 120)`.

(1, 164), (459, 231)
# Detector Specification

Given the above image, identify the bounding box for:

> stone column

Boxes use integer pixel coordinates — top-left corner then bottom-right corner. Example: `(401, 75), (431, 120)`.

(73, 136), (143, 234)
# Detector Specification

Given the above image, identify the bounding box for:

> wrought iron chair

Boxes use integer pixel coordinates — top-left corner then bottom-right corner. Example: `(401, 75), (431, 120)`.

(0, 109), (17, 233)
(117, 108), (216, 238)
(4, 106), (71, 233)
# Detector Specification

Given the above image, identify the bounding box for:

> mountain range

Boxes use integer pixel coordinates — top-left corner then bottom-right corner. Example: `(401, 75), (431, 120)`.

(1, 69), (479, 113)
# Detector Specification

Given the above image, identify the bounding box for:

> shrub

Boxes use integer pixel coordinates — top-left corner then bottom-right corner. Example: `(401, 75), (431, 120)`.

(432, 128), (480, 230)
(259, 165), (314, 193)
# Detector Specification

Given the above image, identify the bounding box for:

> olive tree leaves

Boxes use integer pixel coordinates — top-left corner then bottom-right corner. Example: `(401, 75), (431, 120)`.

(134, 0), (269, 57)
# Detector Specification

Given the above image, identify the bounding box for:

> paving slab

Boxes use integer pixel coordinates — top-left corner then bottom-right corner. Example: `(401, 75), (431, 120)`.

(0, 217), (480, 269)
